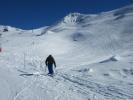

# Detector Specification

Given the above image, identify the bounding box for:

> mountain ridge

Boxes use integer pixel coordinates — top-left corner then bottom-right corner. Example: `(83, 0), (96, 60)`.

(0, 4), (133, 31)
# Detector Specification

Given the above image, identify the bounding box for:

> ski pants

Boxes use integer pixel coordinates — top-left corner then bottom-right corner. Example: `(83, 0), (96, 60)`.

(48, 64), (54, 74)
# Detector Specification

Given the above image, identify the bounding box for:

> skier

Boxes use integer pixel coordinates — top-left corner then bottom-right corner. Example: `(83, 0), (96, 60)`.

(45, 55), (56, 75)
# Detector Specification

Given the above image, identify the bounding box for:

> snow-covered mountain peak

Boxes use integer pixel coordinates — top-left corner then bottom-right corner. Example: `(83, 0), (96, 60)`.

(62, 13), (84, 24)
(58, 12), (98, 27)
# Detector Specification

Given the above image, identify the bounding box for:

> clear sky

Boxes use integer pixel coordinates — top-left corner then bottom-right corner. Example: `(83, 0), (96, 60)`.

(0, 0), (133, 29)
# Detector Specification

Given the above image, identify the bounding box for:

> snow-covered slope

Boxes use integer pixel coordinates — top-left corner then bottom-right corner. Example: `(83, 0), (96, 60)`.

(0, 25), (23, 32)
(0, 4), (133, 100)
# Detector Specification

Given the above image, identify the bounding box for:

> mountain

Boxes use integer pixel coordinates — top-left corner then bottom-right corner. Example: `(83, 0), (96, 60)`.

(37, 4), (133, 58)
(0, 25), (22, 32)
(0, 4), (133, 100)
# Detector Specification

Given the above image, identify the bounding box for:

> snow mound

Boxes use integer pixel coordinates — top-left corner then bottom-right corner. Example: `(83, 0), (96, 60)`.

(99, 56), (120, 63)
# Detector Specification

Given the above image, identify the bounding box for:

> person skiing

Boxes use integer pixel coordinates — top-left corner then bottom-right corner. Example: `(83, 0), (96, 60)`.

(45, 55), (56, 75)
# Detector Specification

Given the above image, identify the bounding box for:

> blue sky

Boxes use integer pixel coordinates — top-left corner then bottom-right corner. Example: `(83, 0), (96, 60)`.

(0, 0), (133, 29)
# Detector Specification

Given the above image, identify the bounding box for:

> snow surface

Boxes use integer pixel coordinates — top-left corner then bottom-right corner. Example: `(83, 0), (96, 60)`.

(0, 4), (133, 100)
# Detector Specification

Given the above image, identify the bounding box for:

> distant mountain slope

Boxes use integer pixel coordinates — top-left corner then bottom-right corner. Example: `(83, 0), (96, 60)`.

(1, 4), (133, 59)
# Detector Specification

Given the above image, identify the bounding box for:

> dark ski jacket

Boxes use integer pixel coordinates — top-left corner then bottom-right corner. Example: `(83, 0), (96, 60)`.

(45, 55), (56, 67)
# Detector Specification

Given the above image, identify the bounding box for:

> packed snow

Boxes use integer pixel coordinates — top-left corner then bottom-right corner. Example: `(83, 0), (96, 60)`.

(0, 4), (133, 100)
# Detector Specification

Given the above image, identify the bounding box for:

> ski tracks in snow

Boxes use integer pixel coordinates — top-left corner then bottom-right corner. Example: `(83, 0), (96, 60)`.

(57, 73), (133, 100)
(14, 73), (84, 100)
(13, 76), (38, 100)
(16, 70), (133, 100)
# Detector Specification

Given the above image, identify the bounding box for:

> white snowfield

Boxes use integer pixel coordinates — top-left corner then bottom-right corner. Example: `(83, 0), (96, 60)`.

(0, 4), (133, 100)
